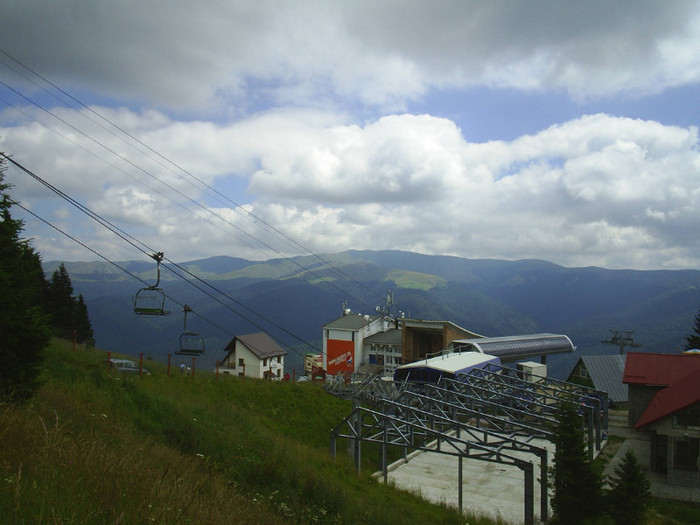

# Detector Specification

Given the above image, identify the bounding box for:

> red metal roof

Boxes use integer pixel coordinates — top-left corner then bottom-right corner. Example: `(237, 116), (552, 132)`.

(623, 352), (700, 428)
(634, 369), (700, 428)
(622, 352), (700, 386)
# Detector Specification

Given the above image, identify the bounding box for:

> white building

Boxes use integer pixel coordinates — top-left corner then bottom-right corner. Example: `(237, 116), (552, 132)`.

(322, 312), (395, 376)
(220, 332), (287, 380)
(364, 328), (403, 375)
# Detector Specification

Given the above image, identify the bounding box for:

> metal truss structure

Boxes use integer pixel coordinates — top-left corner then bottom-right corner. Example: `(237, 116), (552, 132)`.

(330, 396), (548, 524)
(442, 366), (608, 457)
(329, 366), (608, 524)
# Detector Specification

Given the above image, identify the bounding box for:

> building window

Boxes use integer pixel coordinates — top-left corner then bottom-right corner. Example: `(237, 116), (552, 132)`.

(238, 358), (244, 367)
(674, 405), (700, 429)
(578, 367), (588, 378)
(368, 354), (376, 364)
(263, 358), (267, 367)
(674, 436), (700, 471)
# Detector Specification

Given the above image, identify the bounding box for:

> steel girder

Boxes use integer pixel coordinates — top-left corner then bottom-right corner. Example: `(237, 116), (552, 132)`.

(398, 385), (555, 442)
(448, 369), (607, 456)
(330, 397), (549, 524)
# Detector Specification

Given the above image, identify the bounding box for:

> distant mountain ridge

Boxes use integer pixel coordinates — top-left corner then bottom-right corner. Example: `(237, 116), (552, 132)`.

(44, 250), (700, 379)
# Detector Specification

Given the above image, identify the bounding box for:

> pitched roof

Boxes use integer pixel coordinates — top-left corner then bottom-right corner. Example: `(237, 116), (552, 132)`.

(225, 332), (287, 360)
(634, 369), (700, 428)
(579, 354), (627, 403)
(622, 352), (700, 428)
(623, 352), (700, 386)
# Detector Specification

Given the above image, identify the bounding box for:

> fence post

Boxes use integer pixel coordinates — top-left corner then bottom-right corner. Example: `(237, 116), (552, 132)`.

(167, 353), (171, 377)
(192, 356), (196, 379)
(216, 360), (220, 379)
(139, 352), (144, 377)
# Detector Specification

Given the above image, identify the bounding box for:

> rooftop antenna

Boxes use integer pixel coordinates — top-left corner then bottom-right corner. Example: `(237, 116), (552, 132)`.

(602, 330), (640, 355)
(376, 290), (393, 317)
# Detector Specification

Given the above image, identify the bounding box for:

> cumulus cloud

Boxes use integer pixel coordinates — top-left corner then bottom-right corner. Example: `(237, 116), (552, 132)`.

(2, 2), (699, 270)
(2, 1), (700, 113)
(2, 106), (698, 269)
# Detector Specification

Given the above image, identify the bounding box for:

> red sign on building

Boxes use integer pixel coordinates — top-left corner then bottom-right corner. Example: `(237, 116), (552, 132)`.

(326, 339), (354, 375)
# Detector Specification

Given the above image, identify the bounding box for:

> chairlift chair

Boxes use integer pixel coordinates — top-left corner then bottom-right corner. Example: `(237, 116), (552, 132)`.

(176, 305), (205, 356)
(134, 252), (171, 316)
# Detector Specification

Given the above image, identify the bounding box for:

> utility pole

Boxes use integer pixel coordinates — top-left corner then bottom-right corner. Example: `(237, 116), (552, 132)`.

(602, 330), (640, 355)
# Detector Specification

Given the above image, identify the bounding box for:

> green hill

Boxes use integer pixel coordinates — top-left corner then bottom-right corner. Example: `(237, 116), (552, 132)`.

(45, 250), (700, 381)
(0, 339), (472, 525)
(3, 340), (699, 524)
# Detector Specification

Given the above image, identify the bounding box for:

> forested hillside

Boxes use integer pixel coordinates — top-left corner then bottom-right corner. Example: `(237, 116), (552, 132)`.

(44, 250), (700, 379)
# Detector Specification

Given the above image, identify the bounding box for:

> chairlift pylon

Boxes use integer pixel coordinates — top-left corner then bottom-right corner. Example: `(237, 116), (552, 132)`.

(176, 305), (205, 356)
(134, 252), (171, 316)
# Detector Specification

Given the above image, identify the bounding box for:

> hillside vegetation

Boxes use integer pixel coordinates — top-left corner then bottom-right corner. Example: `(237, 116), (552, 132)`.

(47, 250), (700, 379)
(1, 340), (475, 525)
(3, 340), (700, 524)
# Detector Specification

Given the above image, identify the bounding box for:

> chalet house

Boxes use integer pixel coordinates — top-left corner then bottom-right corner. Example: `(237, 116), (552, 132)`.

(220, 332), (287, 380)
(623, 352), (700, 485)
(567, 354), (628, 407)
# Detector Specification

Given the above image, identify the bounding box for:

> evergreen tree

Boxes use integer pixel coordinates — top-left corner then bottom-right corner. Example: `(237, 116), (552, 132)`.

(46, 262), (75, 338)
(605, 450), (651, 525)
(684, 307), (700, 351)
(74, 293), (94, 345)
(45, 263), (94, 343)
(550, 402), (603, 524)
(0, 157), (51, 400)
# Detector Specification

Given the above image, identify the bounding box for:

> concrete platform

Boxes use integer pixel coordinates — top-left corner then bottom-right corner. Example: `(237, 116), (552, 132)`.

(376, 411), (700, 524)
(375, 437), (556, 525)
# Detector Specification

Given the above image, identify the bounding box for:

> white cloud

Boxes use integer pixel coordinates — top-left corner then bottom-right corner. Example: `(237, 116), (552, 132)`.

(5, 106), (698, 269)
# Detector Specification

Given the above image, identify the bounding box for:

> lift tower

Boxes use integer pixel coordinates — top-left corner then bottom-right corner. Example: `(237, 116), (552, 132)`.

(602, 330), (640, 355)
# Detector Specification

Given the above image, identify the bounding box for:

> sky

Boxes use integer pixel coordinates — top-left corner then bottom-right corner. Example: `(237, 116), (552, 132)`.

(1, 1), (700, 270)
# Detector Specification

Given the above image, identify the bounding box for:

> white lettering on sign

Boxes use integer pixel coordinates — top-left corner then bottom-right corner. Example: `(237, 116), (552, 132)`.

(329, 351), (352, 367)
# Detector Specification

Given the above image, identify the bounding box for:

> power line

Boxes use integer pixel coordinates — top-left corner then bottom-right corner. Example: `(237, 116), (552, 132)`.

(0, 84), (380, 314)
(3, 153), (324, 360)
(0, 47), (386, 310)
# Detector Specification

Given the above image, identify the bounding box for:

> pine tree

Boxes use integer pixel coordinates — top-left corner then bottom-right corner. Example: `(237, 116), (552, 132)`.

(74, 293), (94, 345)
(0, 157), (51, 400)
(684, 307), (700, 351)
(550, 402), (603, 524)
(46, 262), (75, 338)
(606, 450), (651, 525)
(45, 263), (94, 343)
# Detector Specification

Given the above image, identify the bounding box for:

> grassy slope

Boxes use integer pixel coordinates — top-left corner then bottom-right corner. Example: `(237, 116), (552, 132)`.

(3, 340), (699, 525)
(0, 340), (473, 525)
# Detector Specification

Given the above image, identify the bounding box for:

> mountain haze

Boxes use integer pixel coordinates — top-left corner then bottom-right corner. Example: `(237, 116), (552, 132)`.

(45, 250), (700, 379)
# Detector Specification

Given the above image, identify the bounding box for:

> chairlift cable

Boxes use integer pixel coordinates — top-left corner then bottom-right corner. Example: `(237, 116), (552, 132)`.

(0, 88), (377, 313)
(0, 49), (386, 309)
(10, 190), (323, 359)
(12, 200), (320, 359)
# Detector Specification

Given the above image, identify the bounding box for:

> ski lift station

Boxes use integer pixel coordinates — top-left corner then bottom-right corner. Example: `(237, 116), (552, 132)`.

(323, 315), (605, 524)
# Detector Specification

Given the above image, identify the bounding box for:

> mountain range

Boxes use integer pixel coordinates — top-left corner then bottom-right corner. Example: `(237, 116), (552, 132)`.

(44, 250), (700, 379)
